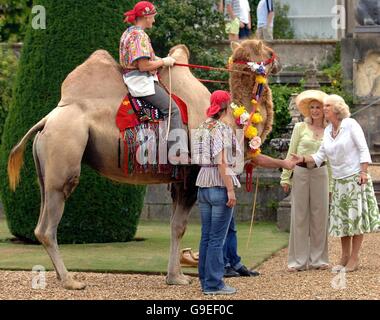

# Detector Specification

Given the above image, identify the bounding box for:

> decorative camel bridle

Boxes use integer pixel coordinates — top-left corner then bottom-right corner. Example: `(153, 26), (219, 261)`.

(165, 50), (278, 164)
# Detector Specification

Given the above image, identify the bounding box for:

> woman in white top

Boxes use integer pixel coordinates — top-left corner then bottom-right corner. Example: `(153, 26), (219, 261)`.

(292, 94), (380, 272)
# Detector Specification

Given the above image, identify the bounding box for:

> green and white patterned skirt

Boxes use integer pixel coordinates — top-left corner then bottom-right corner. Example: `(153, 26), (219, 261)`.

(330, 173), (380, 237)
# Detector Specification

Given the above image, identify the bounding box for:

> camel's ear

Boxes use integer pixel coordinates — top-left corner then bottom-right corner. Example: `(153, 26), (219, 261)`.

(231, 41), (241, 52)
(257, 41), (263, 52)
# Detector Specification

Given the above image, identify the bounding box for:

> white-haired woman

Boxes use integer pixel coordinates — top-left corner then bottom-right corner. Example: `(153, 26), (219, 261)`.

(281, 90), (331, 272)
(292, 94), (380, 272)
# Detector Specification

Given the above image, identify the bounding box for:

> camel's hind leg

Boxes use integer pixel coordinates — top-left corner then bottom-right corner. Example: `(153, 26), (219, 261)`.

(166, 167), (199, 285)
(33, 119), (88, 290)
(34, 187), (85, 290)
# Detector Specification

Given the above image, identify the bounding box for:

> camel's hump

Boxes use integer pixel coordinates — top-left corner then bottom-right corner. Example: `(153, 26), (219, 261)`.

(87, 50), (119, 65)
(59, 50), (126, 105)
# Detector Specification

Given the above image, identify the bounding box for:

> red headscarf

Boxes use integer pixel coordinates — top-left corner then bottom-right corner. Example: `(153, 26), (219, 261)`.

(124, 1), (157, 24)
(206, 90), (231, 118)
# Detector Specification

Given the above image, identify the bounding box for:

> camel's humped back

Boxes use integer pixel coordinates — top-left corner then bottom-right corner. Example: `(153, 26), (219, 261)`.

(59, 50), (127, 106)
(58, 47), (210, 131)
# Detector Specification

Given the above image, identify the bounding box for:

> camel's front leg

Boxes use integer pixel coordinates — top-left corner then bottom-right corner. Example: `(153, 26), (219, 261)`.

(166, 168), (199, 285)
(166, 203), (193, 285)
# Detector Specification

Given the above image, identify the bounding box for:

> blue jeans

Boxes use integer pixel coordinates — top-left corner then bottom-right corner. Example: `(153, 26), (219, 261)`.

(223, 214), (242, 270)
(197, 187), (233, 292)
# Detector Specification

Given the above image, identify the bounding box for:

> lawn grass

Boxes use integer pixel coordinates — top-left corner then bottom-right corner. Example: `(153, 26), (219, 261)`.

(0, 218), (288, 274)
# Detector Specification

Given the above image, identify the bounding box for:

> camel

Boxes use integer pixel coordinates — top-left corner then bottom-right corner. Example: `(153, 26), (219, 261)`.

(7, 39), (280, 290)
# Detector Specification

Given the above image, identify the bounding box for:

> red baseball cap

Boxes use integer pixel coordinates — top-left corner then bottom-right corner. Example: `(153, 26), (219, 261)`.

(206, 90), (231, 117)
(124, 1), (157, 24)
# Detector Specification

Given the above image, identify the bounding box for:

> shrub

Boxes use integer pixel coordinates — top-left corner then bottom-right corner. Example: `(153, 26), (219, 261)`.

(261, 84), (302, 157)
(0, 47), (18, 140)
(0, 0), (33, 42)
(0, 0), (146, 244)
(321, 44), (354, 107)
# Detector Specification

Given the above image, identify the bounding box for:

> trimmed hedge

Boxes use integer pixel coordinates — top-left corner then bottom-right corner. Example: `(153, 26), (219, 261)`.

(0, 0), (146, 244)
(0, 47), (18, 140)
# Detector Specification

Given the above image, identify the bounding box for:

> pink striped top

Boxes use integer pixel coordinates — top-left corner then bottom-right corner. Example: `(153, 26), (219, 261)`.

(192, 118), (243, 188)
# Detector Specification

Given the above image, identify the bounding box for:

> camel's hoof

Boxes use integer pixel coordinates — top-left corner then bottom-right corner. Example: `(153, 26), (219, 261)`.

(63, 278), (86, 290)
(166, 274), (192, 285)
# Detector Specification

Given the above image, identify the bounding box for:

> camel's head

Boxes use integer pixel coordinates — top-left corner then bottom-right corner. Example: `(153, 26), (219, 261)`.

(228, 39), (281, 155)
(230, 39), (281, 75)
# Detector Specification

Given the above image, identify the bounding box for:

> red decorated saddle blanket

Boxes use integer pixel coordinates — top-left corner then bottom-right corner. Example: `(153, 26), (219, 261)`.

(115, 94), (188, 176)
(116, 94), (188, 132)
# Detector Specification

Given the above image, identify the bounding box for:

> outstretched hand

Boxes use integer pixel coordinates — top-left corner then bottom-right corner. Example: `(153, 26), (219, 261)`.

(282, 184), (290, 193)
(282, 159), (296, 170)
(290, 153), (304, 164)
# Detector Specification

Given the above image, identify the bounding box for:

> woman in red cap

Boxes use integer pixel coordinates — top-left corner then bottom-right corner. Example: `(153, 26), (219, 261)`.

(120, 1), (187, 163)
(193, 90), (297, 295)
(192, 90), (241, 295)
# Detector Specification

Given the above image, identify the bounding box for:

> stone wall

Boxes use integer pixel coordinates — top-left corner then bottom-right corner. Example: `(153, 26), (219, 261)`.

(215, 39), (338, 70)
(141, 168), (287, 222)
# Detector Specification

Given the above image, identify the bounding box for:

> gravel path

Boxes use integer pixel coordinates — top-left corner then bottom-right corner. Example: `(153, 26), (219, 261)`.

(0, 233), (379, 300)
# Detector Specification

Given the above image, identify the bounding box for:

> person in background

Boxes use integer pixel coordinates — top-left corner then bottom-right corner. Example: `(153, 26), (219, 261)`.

(238, 0), (252, 39)
(281, 90), (331, 272)
(291, 94), (380, 273)
(222, 0), (241, 41)
(256, 0), (274, 40)
(223, 214), (260, 277)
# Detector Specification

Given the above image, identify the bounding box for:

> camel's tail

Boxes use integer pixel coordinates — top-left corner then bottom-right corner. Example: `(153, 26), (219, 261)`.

(8, 117), (48, 191)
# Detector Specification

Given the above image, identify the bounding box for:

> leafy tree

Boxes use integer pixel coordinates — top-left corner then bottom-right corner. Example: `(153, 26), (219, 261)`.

(249, 0), (261, 31)
(249, 0), (294, 39)
(273, 1), (294, 39)
(149, 0), (225, 59)
(0, 0), (146, 244)
(0, 0), (33, 42)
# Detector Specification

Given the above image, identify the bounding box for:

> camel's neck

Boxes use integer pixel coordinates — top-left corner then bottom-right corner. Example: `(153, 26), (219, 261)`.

(230, 73), (256, 108)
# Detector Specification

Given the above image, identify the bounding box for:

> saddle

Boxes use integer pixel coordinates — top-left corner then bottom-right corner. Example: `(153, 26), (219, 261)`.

(116, 94), (188, 130)
(115, 93), (189, 176)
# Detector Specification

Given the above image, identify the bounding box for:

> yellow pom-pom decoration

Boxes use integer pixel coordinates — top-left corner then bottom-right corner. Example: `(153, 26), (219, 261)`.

(251, 113), (263, 124)
(245, 125), (258, 139)
(228, 56), (233, 66)
(233, 106), (246, 119)
(256, 75), (267, 84)
(251, 99), (258, 105)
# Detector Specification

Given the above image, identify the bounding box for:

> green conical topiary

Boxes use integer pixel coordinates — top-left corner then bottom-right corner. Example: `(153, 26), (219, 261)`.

(0, 0), (147, 243)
